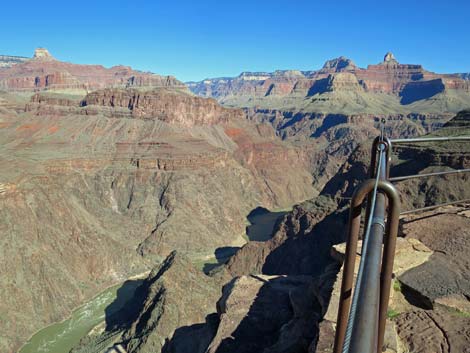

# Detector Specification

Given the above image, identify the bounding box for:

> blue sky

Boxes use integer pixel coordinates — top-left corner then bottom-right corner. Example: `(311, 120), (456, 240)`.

(1, 0), (469, 81)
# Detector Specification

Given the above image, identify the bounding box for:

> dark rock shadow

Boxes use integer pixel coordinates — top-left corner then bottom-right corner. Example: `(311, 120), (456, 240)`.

(159, 275), (326, 353)
(307, 78), (329, 96)
(279, 112), (307, 130)
(397, 280), (433, 310)
(104, 279), (147, 330)
(161, 313), (220, 353)
(311, 114), (348, 138)
(204, 206), (289, 274)
(390, 150), (431, 178)
(203, 246), (240, 274)
(262, 208), (349, 276)
(400, 79), (445, 105)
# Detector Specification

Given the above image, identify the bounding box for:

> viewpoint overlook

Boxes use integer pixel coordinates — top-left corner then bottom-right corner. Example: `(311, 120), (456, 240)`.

(0, 42), (469, 353)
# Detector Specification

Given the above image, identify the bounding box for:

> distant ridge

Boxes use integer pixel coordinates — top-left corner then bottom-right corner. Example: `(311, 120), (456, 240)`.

(187, 52), (470, 115)
(0, 47), (186, 93)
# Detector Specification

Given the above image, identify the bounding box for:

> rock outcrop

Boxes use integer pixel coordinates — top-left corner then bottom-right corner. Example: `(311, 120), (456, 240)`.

(82, 88), (244, 125)
(398, 211), (470, 309)
(122, 251), (221, 353)
(33, 47), (54, 60)
(383, 51), (398, 64)
(319, 56), (357, 73)
(324, 72), (364, 92)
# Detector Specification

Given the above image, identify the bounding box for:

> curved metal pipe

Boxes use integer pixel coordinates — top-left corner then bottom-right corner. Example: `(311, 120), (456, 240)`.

(333, 178), (400, 353)
(377, 181), (401, 353)
(333, 179), (376, 353)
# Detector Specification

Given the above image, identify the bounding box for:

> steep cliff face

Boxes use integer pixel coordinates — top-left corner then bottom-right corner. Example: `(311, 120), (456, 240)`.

(356, 61), (426, 94)
(245, 108), (450, 143)
(82, 88), (244, 125)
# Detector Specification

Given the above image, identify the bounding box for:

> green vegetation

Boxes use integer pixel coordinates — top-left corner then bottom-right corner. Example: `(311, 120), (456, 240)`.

(393, 279), (402, 292)
(387, 308), (401, 319)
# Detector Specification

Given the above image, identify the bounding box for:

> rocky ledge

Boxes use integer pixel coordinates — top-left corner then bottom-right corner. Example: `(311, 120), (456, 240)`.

(82, 88), (244, 125)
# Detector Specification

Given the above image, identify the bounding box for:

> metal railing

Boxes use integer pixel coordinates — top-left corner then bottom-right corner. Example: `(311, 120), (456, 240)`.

(333, 133), (470, 353)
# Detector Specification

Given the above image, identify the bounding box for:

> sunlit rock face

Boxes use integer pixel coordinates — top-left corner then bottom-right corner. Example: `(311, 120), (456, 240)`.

(33, 47), (54, 60)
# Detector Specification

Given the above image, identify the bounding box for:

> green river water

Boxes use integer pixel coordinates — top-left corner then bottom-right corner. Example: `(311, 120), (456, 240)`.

(18, 280), (142, 353)
(18, 207), (288, 353)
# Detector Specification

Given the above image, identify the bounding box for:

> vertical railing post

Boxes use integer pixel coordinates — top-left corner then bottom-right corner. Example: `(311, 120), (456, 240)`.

(333, 181), (372, 353)
(333, 137), (400, 353)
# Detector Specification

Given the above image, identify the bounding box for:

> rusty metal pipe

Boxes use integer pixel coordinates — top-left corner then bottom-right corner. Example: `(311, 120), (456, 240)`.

(377, 181), (401, 353)
(333, 179), (376, 353)
(333, 149), (400, 353)
(348, 191), (385, 353)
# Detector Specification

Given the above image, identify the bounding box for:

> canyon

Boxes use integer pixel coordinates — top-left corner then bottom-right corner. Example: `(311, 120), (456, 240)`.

(0, 48), (317, 353)
(0, 48), (469, 353)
